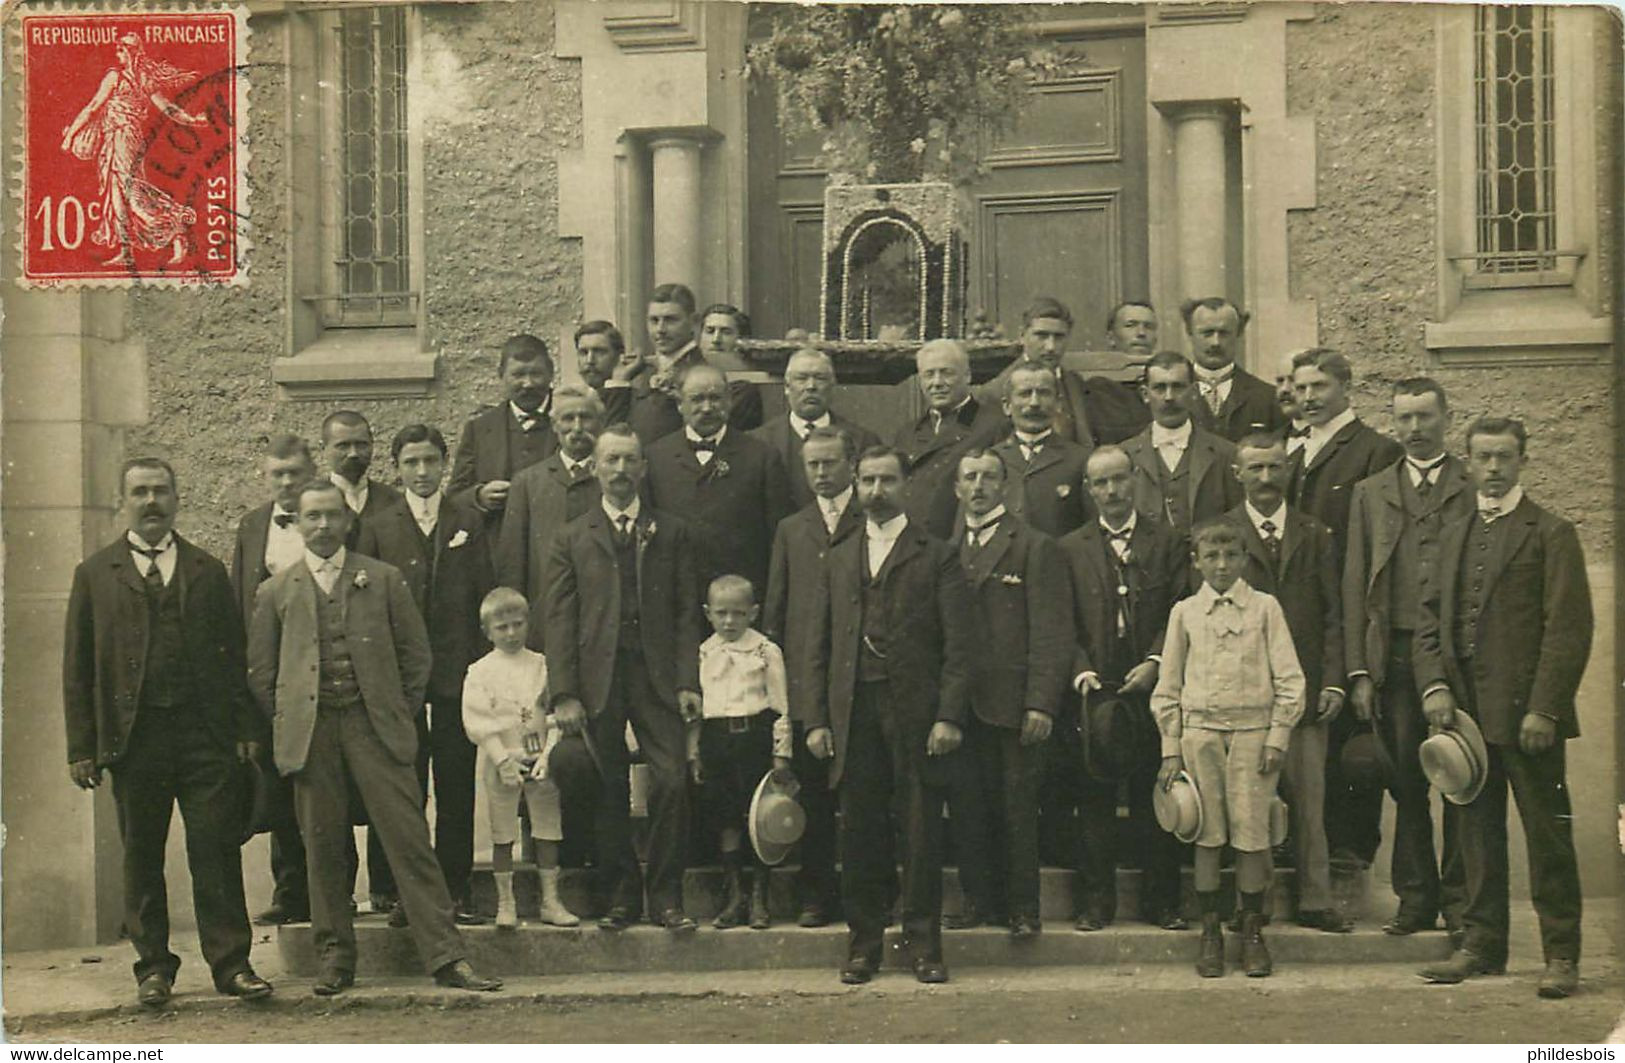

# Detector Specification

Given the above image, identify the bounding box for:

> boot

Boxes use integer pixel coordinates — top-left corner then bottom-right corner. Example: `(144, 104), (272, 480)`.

(1196, 891), (1224, 978)
(494, 871), (517, 930)
(537, 867), (580, 927)
(749, 867), (772, 930)
(1240, 902), (1273, 978)
(713, 852), (748, 929)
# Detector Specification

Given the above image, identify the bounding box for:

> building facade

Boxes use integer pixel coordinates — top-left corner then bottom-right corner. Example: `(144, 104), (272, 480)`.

(2, 0), (1618, 950)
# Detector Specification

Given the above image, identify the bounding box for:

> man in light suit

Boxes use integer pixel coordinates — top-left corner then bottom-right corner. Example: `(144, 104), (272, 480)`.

(356, 424), (494, 926)
(1344, 378), (1473, 938)
(893, 339), (1007, 539)
(1226, 433), (1352, 933)
(645, 364), (792, 596)
(1414, 418), (1592, 1000)
(806, 445), (974, 985)
(247, 481), (500, 996)
(544, 425), (705, 933)
(763, 426), (865, 926)
(751, 348), (879, 511)
(232, 433), (353, 927)
(942, 448), (1071, 938)
(1287, 347), (1405, 869)
(1181, 297), (1285, 443)
(991, 362), (1092, 539)
(448, 333), (559, 527)
(497, 384), (605, 648)
(1120, 351), (1242, 538)
(64, 458), (273, 1008)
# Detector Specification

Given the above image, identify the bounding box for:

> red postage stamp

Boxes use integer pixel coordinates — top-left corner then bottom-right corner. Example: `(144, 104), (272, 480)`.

(18, 8), (249, 288)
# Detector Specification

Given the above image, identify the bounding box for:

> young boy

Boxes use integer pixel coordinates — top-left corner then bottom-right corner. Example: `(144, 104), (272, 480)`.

(690, 574), (792, 930)
(462, 587), (579, 929)
(1151, 521), (1305, 978)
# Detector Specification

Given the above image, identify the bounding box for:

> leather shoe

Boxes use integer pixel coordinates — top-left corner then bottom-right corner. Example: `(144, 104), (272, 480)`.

(798, 904), (831, 928)
(1382, 910), (1439, 936)
(840, 955), (877, 985)
(1419, 948), (1504, 984)
(311, 969), (354, 997)
(912, 956), (949, 984)
(254, 902), (308, 926)
(658, 908), (698, 934)
(433, 959), (502, 992)
(137, 973), (172, 1008)
(597, 906), (636, 932)
(1074, 913), (1107, 932)
(1009, 916), (1042, 940)
(1296, 908), (1354, 933)
(222, 970), (273, 1000)
(369, 892), (398, 915)
(454, 904), (487, 927)
(1149, 909), (1189, 931)
(1537, 958), (1579, 999)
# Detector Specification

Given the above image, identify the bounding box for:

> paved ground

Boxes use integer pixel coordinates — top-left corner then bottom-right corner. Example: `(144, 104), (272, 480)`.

(5, 912), (1621, 1043)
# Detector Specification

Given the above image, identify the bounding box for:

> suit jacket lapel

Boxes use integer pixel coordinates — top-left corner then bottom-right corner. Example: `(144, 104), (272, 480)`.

(873, 525), (920, 585)
(1435, 513), (1471, 656)
(248, 506), (273, 584)
(1234, 510), (1276, 582)
(832, 499), (864, 544)
(1480, 501), (1537, 606)
(1188, 435), (1216, 513)
(1024, 441), (1065, 479)
(112, 541), (148, 599)
(1435, 457), (1470, 513)
(1281, 510), (1311, 576)
(1305, 419), (1360, 477)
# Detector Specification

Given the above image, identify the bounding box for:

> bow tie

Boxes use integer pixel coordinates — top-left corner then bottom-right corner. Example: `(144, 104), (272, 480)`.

(690, 437), (719, 454)
(274, 512), (295, 528)
(1104, 526), (1132, 542)
(1212, 595), (1234, 607)
(134, 545), (166, 561)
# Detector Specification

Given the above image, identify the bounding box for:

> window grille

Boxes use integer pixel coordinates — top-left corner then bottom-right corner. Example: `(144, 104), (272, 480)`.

(1470, 5), (1564, 281)
(330, 7), (414, 325)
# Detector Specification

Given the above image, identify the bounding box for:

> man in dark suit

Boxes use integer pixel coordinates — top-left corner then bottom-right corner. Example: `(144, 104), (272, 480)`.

(248, 481), (500, 996)
(763, 425), (864, 926)
(64, 458), (274, 1008)
(355, 425), (493, 926)
(942, 448), (1071, 937)
(544, 425), (705, 933)
(448, 334), (559, 530)
(574, 319), (624, 395)
(750, 347), (879, 511)
(979, 295), (1150, 450)
(231, 434), (357, 927)
(1121, 351), (1242, 538)
(497, 384), (604, 648)
(1287, 347), (1405, 868)
(1181, 297), (1285, 442)
(991, 363), (1092, 539)
(602, 283), (763, 444)
(806, 446), (973, 985)
(645, 364), (792, 596)
(1414, 418), (1592, 1000)
(893, 339), (1007, 539)
(1053, 445), (1189, 930)
(1226, 433), (1352, 933)
(1104, 299), (1159, 357)
(323, 410), (405, 552)
(1345, 378), (1473, 938)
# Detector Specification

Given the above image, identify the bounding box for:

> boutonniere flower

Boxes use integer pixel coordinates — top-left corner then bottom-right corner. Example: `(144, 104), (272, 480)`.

(1055, 484), (1072, 498)
(1000, 573), (1023, 586)
(447, 529), (470, 550)
(636, 519), (658, 547)
(649, 368), (676, 395)
(703, 458), (731, 480)
(352, 570), (370, 590)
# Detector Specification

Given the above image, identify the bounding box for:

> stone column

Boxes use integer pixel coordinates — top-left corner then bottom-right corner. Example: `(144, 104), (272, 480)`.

(648, 132), (707, 291)
(1169, 102), (1232, 300)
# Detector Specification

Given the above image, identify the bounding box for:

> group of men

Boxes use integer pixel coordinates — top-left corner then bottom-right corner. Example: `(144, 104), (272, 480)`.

(63, 281), (1592, 1000)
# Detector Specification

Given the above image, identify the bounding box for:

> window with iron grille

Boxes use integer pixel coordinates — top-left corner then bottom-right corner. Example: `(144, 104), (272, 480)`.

(326, 6), (416, 326)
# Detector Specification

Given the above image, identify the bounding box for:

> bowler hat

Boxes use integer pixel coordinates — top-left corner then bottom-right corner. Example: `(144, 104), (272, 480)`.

(748, 770), (807, 866)
(1419, 709), (1489, 806)
(1153, 770), (1203, 844)
(1339, 724), (1396, 792)
(1268, 793), (1290, 849)
(1080, 689), (1154, 783)
(236, 755), (278, 846)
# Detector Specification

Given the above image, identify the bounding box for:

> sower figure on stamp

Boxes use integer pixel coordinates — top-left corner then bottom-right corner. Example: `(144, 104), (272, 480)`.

(231, 433), (357, 927)
(751, 347), (880, 512)
(1414, 418), (1592, 1000)
(356, 424), (495, 927)
(763, 426), (867, 926)
(1286, 348), (1404, 871)
(544, 424), (706, 933)
(1226, 433), (1353, 933)
(806, 446), (975, 985)
(64, 458), (273, 1009)
(941, 448), (1072, 938)
(991, 362), (1093, 540)
(1344, 378), (1472, 940)
(1180, 298), (1285, 443)
(247, 481), (501, 996)
(1120, 351), (1242, 540)
(1054, 445), (1190, 932)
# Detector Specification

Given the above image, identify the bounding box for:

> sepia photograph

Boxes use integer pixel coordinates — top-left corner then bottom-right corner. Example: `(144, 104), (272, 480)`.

(0, 0), (1620, 1046)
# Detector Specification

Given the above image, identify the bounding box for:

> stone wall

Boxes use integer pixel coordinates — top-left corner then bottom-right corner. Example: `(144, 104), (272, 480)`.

(1285, 3), (1615, 558)
(123, 3), (583, 562)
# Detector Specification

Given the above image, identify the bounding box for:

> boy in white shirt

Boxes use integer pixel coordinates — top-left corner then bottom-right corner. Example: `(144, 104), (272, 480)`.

(462, 587), (578, 929)
(690, 574), (793, 929)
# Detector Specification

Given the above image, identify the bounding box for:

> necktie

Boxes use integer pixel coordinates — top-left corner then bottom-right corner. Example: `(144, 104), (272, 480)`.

(1409, 463), (1437, 499)
(614, 515), (634, 545)
(929, 410), (945, 436)
(136, 547), (166, 593)
(1213, 595), (1233, 608)
(1480, 507), (1500, 526)
(1106, 527), (1132, 561)
(519, 415), (543, 433)
(1287, 423), (1311, 440)
(567, 460), (593, 482)
(1198, 374), (1230, 417)
(1260, 519), (1281, 567)
(970, 520), (999, 548)
(274, 512), (295, 529)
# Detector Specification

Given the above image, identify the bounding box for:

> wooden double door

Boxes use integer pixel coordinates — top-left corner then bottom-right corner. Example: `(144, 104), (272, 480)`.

(746, 5), (1150, 345)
